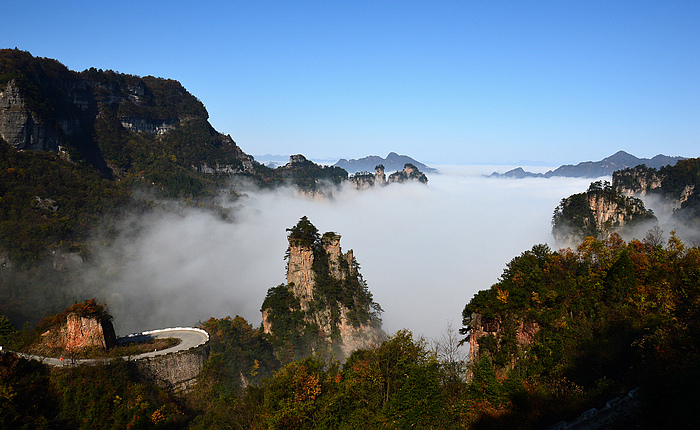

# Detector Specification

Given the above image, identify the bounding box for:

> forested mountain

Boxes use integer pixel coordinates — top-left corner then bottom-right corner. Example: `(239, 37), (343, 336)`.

(261, 217), (383, 363)
(0, 49), (255, 181)
(551, 180), (656, 245)
(461, 233), (700, 428)
(551, 158), (700, 245)
(3, 49), (700, 429)
(0, 49), (261, 259)
(0, 50), (361, 331)
(0, 49), (434, 268)
(614, 158), (700, 230)
(4, 230), (700, 428)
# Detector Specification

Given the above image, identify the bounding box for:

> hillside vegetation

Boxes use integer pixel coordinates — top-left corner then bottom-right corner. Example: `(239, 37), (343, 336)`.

(551, 180), (656, 244)
(462, 232), (700, 428)
(3, 231), (700, 428)
(614, 158), (700, 230)
(2, 50), (699, 429)
(552, 157), (700, 245)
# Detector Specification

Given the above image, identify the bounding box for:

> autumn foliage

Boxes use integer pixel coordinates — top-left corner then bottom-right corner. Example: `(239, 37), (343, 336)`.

(4, 233), (700, 428)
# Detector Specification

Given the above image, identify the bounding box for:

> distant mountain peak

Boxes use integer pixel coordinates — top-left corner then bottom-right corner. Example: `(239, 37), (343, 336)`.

(603, 150), (639, 165)
(334, 152), (437, 174)
(490, 151), (685, 179)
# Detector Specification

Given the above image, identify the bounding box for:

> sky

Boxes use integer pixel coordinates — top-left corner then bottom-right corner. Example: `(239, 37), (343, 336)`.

(3, 1), (699, 165)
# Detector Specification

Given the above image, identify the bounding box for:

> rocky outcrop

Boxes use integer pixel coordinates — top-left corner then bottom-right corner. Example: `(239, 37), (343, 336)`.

(375, 165), (387, 185)
(41, 312), (117, 351)
(134, 342), (209, 393)
(387, 163), (428, 184)
(288, 154), (308, 165)
(271, 154), (349, 196)
(586, 192), (651, 233)
(262, 217), (383, 361)
(615, 168), (663, 197)
(0, 80), (62, 151)
(552, 181), (656, 244)
(0, 49), (254, 177)
(614, 160), (700, 214)
(119, 117), (177, 135)
(465, 312), (540, 377)
(285, 232), (355, 306)
(349, 163), (426, 189)
(465, 312), (499, 365)
(286, 242), (317, 310)
(349, 172), (377, 190)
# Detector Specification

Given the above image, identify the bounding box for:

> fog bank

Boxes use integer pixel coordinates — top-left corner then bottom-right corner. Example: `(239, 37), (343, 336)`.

(89, 166), (598, 340)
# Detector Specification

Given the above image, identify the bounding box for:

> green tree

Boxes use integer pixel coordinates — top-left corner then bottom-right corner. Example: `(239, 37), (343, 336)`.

(0, 315), (15, 345)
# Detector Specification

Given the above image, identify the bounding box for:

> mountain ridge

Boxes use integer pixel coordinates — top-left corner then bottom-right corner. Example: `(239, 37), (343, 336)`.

(490, 150), (685, 178)
(334, 152), (437, 174)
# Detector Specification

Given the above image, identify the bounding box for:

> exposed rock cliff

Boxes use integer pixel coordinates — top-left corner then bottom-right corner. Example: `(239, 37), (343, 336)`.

(349, 163), (427, 189)
(552, 181), (656, 244)
(40, 312), (117, 351)
(348, 165), (385, 189)
(0, 80), (63, 151)
(261, 217), (383, 362)
(38, 300), (117, 352)
(464, 312), (540, 377)
(0, 49), (254, 177)
(388, 163), (428, 184)
(613, 159), (700, 230)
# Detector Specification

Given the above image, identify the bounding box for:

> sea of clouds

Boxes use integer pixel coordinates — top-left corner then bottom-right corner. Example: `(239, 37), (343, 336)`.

(86, 166), (618, 341)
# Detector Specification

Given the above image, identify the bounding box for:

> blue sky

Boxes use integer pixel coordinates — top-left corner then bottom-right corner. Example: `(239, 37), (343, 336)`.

(4, 1), (698, 164)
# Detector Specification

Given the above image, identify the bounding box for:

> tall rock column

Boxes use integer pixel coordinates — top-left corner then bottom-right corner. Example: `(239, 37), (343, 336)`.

(286, 243), (315, 311)
(261, 217), (383, 362)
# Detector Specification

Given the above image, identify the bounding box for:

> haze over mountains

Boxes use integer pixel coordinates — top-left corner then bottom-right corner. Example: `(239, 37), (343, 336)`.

(253, 152), (438, 174)
(3, 49), (700, 428)
(334, 152), (438, 174)
(489, 150), (685, 178)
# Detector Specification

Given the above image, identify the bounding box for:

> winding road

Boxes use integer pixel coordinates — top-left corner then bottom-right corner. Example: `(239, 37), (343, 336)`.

(9, 327), (209, 367)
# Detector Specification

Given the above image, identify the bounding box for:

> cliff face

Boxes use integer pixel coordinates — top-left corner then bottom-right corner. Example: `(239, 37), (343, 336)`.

(0, 49), (254, 177)
(465, 312), (540, 376)
(388, 163), (428, 184)
(0, 80), (62, 151)
(586, 192), (652, 233)
(614, 160), (700, 217)
(615, 168), (664, 197)
(41, 312), (117, 351)
(262, 217), (383, 362)
(552, 181), (656, 244)
(286, 243), (317, 308)
(349, 163), (425, 189)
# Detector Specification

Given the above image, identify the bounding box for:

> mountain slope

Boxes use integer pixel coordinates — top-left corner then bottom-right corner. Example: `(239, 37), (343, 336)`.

(0, 48), (256, 185)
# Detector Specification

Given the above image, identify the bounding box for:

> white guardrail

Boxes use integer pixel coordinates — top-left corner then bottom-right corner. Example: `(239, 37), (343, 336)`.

(2, 327), (210, 367)
(139, 326), (210, 339)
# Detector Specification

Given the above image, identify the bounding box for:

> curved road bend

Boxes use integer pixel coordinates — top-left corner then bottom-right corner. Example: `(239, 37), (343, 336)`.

(10, 327), (209, 367)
